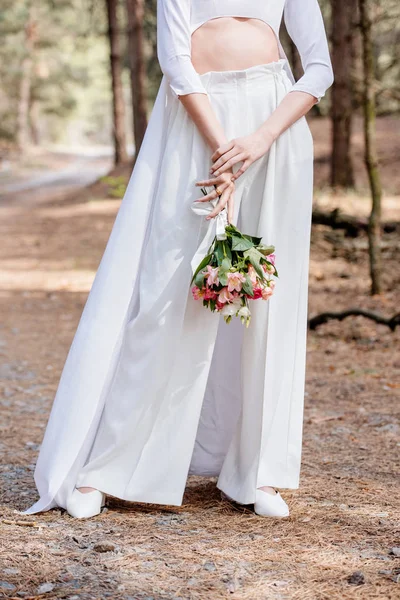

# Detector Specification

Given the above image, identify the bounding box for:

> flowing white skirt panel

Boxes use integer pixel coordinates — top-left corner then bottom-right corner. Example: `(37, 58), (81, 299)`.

(24, 59), (313, 513)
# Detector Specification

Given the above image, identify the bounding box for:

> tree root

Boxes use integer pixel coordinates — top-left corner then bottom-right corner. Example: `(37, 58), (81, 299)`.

(312, 208), (399, 237)
(308, 308), (400, 331)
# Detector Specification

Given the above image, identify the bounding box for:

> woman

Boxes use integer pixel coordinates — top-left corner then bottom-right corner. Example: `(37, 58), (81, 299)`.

(23, 0), (333, 519)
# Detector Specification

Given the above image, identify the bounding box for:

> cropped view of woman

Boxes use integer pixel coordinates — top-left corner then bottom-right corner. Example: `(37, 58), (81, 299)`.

(24, 0), (333, 519)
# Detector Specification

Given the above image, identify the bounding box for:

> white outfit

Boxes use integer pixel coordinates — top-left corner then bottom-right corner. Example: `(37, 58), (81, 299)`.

(157, 0), (333, 101)
(24, 2), (333, 515)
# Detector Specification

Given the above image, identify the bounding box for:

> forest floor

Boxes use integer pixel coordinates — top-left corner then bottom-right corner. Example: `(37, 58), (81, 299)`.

(0, 116), (399, 600)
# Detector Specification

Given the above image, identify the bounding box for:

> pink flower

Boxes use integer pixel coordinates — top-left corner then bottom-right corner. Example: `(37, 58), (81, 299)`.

(268, 280), (276, 291)
(218, 287), (234, 304)
(262, 262), (275, 274)
(268, 253), (276, 265)
(251, 287), (263, 300)
(191, 286), (205, 300)
(261, 286), (274, 300)
(227, 271), (246, 293)
(247, 265), (258, 285)
(215, 300), (225, 311)
(206, 265), (220, 287)
(204, 287), (218, 301)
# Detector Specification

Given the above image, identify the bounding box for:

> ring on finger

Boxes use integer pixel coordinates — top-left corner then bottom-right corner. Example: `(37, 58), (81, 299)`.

(215, 186), (222, 196)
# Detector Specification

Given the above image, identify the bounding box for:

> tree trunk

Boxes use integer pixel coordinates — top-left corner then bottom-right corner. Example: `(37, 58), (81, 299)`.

(126, 0), (148, 161)
(359, 0), (382, 295)
(105, 0), (128, 165)
(29, 99), (40, 146)
(330, 0), (356, 188)
(17, 6), (36, 151)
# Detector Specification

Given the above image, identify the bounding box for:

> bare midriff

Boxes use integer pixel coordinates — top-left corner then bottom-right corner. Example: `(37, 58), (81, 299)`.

(191, 17), (280, 75)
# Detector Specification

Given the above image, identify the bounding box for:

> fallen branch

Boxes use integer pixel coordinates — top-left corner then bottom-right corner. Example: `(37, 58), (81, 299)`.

(308, 309), (400, 331)
(2, 518), (39, 527)
(312, 208), (399, 237)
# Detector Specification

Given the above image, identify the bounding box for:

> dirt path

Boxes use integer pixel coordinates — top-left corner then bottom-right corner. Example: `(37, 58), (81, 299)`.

(0, 140), (399, 599)
(0, 151), (112, 207)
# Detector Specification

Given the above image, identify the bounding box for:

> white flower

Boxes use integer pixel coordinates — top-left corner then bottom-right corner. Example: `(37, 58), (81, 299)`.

(220, 303), (239, 317)
(237, 306), (250, 319)
(238, 305), (251, 327)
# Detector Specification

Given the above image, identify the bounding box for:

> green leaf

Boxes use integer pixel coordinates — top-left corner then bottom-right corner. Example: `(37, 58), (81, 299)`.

(242, 275), (254, 297)
(251, 258), (264, 279)
(214, 241), (226, 266)
(244, 247), (261, 260)
(191, 253), (213, 283)
(223, 240), (232, 260)
(214, 239), (232, 266)
(194, 270), (206, 288)
(225, 224), (241, 236)
(243, 233), (263, 246)
(218, 256), (231, 286)
(244, 247), (264, 278)
(231, 236), (255, 251)
(220, 257), (232, 272)
(219, 271), (228, 286)
(258, 244), (275, 256)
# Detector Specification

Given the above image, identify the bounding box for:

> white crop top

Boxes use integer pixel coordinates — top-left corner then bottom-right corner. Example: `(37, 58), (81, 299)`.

(156, 0), (334, 102)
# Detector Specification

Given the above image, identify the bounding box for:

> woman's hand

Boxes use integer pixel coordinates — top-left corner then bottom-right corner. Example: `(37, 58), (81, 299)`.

(207, 91), (317, 182)
(195, 168), (235, 223)
(209, 129), (275, 181)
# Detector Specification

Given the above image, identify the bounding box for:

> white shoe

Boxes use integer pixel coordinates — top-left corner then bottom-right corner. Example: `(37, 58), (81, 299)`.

(66, 488), (106, 519)
(254, 488), (289, 518)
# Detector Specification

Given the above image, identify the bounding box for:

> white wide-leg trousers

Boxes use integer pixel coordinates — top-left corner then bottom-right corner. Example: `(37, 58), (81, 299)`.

(24, 59), (314, 515)
(74, 60), (314, 506)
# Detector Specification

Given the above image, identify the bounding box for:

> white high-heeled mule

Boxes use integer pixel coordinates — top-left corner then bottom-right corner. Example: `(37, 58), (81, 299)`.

(66, 488), (106, 519)
(221, 488), (290, 518)
(254, 488), (289, 518)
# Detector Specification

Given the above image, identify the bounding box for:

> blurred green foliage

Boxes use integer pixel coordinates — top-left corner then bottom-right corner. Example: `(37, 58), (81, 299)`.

(0, 0), (398, 150)
(0, 0), (161, 149)
(100, 174), (128, 198)
(0, 0), (114, 145)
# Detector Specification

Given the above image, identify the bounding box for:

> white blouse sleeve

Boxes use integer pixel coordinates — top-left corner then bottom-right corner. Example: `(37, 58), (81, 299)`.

(284, 0), (334, 102)
(157, 0), (209, 98)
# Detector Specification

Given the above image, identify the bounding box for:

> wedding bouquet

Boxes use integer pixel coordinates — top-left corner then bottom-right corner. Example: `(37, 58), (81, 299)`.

(191, 188), (278, 328)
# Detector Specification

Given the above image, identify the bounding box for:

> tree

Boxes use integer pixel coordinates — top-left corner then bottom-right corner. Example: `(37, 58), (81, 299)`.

(126, 0), (148, 161)
(0, 0), (121, 149)
(359, 0), (382, 295)
(105, 0), (128, 164)
(330, 0), (356, 188)
(17, 3), (37, 150)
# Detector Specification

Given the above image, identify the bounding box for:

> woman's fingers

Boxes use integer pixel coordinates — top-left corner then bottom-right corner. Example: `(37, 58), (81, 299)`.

(193, 185), (225, 203)
(195, 174), (227, 187)
(230, 159), (251, 181)
(212, 152), (247, 176)
(210, 140), (235, 163)
(210, 147), (239, 173)
(206, 183), (233, 220)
